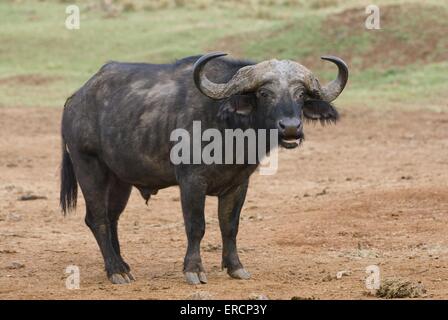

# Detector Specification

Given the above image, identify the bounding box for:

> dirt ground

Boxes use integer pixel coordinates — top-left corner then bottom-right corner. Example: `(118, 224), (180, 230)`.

(0, 106), (447, 299)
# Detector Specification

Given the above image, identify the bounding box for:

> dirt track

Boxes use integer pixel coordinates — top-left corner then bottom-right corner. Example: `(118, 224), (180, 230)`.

(0, 106), (447, 299)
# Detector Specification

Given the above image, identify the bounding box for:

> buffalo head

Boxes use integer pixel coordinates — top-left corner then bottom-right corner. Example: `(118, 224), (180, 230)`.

(193, 52), (348, 148)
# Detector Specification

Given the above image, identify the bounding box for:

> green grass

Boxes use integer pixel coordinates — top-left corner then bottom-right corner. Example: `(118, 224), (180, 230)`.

(340, 62), (448, 111)
(0, 0), (447, 111)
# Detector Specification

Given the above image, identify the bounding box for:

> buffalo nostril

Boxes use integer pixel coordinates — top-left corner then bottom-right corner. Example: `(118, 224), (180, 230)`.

(278, 120), (286, 130)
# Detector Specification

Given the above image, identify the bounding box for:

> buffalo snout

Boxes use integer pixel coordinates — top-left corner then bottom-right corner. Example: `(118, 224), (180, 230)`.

(277, 117), (303, 139)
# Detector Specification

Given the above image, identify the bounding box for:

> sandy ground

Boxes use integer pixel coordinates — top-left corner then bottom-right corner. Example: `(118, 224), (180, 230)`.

(0, 106), (447, 299)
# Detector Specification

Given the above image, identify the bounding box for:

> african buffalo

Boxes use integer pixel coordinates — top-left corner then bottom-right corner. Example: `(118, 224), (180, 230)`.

(60, 52), (348, 284)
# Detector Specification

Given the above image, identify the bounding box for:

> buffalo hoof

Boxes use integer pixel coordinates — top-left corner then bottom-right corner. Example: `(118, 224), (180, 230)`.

(229, 268), (251, 280)
(109, 272), (135, 284)
(185, 271), (207, 285)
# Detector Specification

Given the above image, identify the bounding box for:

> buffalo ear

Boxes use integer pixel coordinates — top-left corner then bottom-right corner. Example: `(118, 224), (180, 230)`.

(303, 99), (339, 124)
(221, 94), (255, 116)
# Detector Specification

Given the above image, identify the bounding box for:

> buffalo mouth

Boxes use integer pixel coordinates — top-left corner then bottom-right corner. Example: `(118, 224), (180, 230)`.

(279, 132), (304, 149)
(279, 138), (299, 149)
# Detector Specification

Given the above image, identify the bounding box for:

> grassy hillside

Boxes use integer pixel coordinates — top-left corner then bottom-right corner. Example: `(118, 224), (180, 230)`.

(0, 0), (447, 110)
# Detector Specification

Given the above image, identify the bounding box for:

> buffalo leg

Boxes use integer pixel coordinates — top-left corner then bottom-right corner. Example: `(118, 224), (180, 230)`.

(107, 175), (133, 280)
(218, 180), (251, 280)
(71, 152), (133, 284)
(179, 178), (207, 285)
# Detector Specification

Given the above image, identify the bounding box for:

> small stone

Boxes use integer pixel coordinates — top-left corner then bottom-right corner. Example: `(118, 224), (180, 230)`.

(7, 262), (25, 269)
(18, 192), (47, 201)
(291, 296), (316, 300)
(4, 185), (16, 191)
(336, 270), (351, 279)
(0, 249), (17, 254)
(249, 293), (269, 300)
(315, 188), (327, 197)
(322, 274), (335, 282)
(203, 244), (220, 252)
(7, 213), (22, 222)
(188, 291), (213, 300)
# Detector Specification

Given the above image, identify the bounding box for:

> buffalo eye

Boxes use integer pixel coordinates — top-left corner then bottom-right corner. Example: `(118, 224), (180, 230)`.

(293, 88), (305, 101)
(257, 88), (273, 99)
